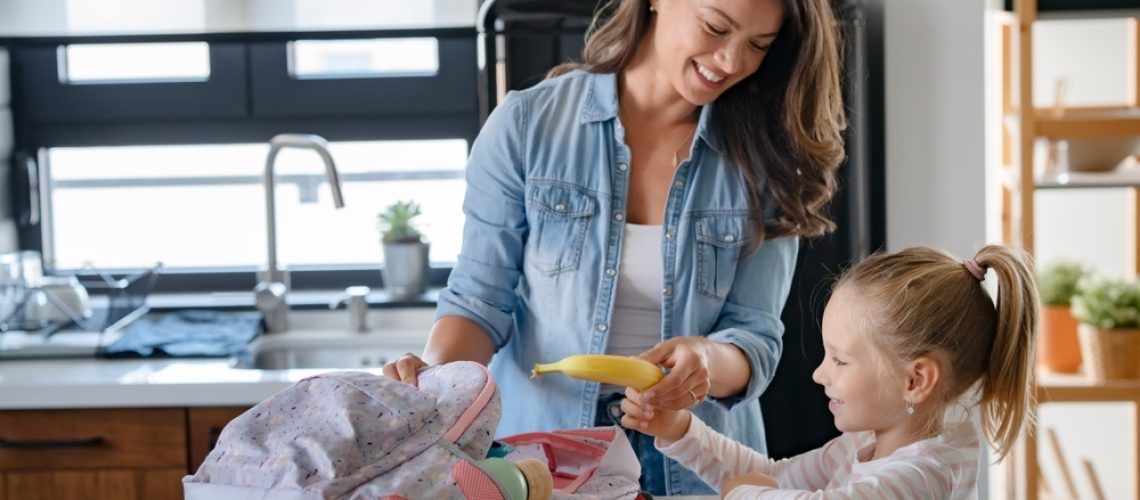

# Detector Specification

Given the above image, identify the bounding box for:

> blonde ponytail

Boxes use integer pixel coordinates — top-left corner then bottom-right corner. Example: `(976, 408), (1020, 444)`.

(974, 245), (1038, 459)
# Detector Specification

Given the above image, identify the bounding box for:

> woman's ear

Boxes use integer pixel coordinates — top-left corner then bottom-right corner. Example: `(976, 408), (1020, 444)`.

(903, 355), (941, 405)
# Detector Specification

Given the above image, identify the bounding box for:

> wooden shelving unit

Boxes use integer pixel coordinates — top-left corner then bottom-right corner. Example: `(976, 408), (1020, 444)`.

(1000, 1), (1140, 499)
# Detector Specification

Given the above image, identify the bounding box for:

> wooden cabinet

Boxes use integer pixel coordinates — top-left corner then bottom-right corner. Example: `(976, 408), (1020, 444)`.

(998, 2), (1140, 499)
(0, 407), (248, 500)
(188, 407), (249, 470)
(4, 469), (185, 500)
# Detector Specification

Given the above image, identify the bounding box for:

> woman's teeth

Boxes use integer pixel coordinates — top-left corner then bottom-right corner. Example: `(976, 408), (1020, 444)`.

(697, 64), (725, 83)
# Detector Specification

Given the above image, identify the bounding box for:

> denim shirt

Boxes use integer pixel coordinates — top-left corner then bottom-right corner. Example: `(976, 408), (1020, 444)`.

(436, 70), (798, 494)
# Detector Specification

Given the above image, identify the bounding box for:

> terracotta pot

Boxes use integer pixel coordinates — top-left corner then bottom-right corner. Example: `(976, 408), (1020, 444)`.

(1038, 305), (1082, 373)
(1078, 324), (1140, 381)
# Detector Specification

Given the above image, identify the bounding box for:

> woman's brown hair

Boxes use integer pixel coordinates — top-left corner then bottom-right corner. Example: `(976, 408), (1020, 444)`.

(549, 0), (847, 243)
(836, 245), (1039, 459)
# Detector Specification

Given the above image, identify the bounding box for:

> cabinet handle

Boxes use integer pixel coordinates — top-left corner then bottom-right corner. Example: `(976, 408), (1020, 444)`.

(0, 436), (105, 449)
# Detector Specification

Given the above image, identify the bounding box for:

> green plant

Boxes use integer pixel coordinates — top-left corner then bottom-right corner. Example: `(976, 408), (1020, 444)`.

(1071, 276), (1140, 329)
(378, 200), (424, 244)
(1037, 261), (1087, 307)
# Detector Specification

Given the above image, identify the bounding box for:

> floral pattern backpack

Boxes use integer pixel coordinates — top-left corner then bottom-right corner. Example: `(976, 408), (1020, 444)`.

(183, 362), (642, 499)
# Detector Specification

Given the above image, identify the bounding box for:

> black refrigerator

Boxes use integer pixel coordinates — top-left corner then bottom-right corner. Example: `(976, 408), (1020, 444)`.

(476, 0), (886, 459)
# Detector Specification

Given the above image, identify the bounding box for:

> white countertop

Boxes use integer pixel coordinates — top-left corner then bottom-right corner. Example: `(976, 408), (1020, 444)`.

(0, 308), (436, 410)
(0, 357), (377, 409)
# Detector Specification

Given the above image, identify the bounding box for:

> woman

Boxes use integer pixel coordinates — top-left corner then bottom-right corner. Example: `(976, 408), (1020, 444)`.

(384, 0), (845, 494)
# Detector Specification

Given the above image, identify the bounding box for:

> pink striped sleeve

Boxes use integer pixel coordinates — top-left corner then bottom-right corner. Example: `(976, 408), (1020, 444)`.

(656, 417), (848, 492)
(656, 416), (779, 490)
(720, 459), (954, 499)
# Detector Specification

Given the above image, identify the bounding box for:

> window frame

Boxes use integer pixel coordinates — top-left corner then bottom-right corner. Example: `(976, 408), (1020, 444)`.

(4, 28), (479, 293)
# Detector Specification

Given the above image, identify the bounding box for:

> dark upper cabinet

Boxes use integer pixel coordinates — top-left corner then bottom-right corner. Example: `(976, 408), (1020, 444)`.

(248, 37), (478, 118)
(13, 43), (248, 123)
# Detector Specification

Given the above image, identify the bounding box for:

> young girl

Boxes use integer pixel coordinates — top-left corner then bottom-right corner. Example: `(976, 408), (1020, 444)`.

(621, 245), (1037, 498)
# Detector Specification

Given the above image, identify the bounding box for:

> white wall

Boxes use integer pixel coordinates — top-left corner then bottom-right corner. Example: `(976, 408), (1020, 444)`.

(0, 49), (15, 253)
(885, 0), (988, 258)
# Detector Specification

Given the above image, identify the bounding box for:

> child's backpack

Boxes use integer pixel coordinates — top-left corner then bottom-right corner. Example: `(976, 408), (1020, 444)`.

(183, 361), (642, 499)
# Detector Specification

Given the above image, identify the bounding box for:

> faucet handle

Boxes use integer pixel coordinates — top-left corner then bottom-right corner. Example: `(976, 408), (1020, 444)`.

(330, 286), (370, 333)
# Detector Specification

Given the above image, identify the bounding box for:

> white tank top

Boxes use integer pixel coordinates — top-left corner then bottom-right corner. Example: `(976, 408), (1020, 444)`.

(602, 223), (664, 394)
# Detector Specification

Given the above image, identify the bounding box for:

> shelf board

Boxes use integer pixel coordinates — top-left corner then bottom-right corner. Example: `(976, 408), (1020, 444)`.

(1001, 165), (1140, 190)
(1037, 170), (1140, 189)
(1036, 109), (1140, 138)
(1037, 371), (1140, 403)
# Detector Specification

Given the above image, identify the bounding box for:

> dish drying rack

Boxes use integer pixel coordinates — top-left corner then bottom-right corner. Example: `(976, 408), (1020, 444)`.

(0, 263), (161, 339)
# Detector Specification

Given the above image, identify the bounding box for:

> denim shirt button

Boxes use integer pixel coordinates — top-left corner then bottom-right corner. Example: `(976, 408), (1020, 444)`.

(617, 163), (629, 172)
(605, 268), (616, 276)
(665, 231), (675, 240)
(596, 323), (608, 332)
(614, 213), (624, 222)
(724, 234), (736, 243)
(674, 180), (684, 189)
(662, 287), (673, 297)
(554, 203), (567, 212)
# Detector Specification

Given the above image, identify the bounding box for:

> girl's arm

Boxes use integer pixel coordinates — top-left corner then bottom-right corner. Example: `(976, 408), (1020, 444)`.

(655, 413), (845, 492)
(722, 458), (959, 499)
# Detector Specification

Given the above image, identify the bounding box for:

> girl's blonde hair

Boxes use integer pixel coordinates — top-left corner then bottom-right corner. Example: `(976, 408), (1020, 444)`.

(836, 245), (1038, 459)
(549, 0), (846, 248)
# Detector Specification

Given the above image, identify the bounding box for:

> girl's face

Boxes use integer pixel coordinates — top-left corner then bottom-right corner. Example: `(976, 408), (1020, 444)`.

(651, 0), (784, 106)
(812, 287), (911, 434)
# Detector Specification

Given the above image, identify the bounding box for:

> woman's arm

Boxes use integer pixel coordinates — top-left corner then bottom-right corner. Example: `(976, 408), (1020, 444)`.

(422, 316), (495, 366)
(705, 235), (799, 408)
(640, 236), (799, 410)
(385, 91), (529, 386)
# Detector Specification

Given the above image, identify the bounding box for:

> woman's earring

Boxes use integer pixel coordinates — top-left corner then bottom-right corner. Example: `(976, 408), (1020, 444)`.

(906, 403), (915, 415)
(649, 4), (656, 12)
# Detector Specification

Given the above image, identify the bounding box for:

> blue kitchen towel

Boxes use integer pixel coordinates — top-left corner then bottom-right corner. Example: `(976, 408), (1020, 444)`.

(100, 310), (262, 359)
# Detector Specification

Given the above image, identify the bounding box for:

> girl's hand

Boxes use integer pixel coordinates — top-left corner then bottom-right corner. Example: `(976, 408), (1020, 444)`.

(638, 337), (713, 411)
(620, 387), (692, 446)
(382, 353), (429, 387)
(721, 472), (779, 498)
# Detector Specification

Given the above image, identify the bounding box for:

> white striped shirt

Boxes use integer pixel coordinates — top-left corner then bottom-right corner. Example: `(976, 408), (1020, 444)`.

(656, 415), (981, 499)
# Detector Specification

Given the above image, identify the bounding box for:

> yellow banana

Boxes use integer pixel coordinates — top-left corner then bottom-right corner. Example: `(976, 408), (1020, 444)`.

(531, 354), (665, 390)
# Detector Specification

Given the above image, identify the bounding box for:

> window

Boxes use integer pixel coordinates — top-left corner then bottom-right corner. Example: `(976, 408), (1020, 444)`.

(44, 140), (468, 272)
(60, 42), (211, 83)
(11, 28), (479, 292)
(289, 38), (440, 79)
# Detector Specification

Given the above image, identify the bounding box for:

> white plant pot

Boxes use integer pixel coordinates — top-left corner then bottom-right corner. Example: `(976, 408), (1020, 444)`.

(381, 242), (430, 298)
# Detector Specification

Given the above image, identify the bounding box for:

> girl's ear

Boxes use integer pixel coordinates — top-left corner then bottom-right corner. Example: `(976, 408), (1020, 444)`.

(903, 355), (941, 405)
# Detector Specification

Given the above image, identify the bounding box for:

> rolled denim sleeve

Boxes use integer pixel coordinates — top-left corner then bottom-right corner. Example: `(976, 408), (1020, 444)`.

(434, 91), (529, 351)
(706, 235), (798, 411)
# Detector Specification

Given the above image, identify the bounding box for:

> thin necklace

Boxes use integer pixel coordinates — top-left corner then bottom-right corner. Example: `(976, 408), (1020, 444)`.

(671, 123), (699, 168)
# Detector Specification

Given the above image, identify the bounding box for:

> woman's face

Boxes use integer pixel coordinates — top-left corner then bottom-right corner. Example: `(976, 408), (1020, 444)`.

(650, 0), (785, 106)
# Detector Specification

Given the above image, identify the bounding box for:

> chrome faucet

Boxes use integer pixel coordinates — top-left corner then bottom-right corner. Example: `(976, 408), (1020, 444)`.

(256, 134), (345, 333)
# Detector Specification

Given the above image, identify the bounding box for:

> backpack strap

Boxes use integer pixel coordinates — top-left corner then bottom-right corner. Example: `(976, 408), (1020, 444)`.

(443, 363), (497, 443)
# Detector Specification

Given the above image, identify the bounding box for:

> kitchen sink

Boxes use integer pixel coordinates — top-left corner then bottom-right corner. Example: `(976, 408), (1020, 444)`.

(232, 329), (427, 370)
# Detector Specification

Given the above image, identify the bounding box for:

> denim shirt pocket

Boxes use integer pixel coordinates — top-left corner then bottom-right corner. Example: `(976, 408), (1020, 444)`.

(525, 183), (597, 276)
(695, 213), (752, 299)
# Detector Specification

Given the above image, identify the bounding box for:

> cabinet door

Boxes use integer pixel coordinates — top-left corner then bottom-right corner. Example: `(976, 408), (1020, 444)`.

(3, 468), (184, 500)
(0, 408), (185, 471)
(188, 407), (249, 471)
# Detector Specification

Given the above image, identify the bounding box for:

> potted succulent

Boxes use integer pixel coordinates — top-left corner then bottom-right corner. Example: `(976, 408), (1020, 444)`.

(377, 200), (430, 298)
(1037, 261), (1086, 373)
(1071, 276), (1140, 380)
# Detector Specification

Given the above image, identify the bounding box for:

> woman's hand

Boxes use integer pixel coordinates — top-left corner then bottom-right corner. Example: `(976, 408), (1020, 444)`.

(638, 337), (713, 411)
(721, 472), (779, 498)
(382, 353), (429, 387)
(620, 387), (692, 446)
